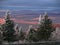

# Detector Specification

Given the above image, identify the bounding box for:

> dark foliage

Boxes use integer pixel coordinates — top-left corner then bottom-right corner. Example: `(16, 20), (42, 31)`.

(37, 15), (55, 41)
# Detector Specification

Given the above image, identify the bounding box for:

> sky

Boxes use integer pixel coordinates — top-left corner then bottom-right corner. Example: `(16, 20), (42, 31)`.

(0, 0), (60, 39)
(0, 0), (60, 11)
(0, 0), (60, 26)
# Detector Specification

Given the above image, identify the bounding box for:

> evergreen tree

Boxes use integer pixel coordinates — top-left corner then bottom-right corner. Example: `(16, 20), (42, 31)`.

(37, 12), (55, 41)
(19, 28), (25, 40)
(26, 25), (38, 42)
(2, 10), (16, 42)
(0, 30), (3, 44)
(28, 28), (38, 42)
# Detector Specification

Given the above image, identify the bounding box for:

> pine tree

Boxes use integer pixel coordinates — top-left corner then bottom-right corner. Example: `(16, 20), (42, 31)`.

(26, 25), (38, 42)
(15, 24), (25, 41)
(0, 30), (3, 44)
(28, 28), (38, 42)
(37, 12), (55, 41)
(2, 10), (16, 42)
(19, 27), (25, 40)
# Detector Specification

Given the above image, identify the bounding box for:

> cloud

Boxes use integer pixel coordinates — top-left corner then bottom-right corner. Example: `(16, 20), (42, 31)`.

(53, 24), (60, 28)
(0, 10), (6, 12)
(52, 12), (60, 14)
(0, 18), (38, 25)
(0, 18), (60, 28)
(10, 18), (38, 25)
(48, 16), (57, 20)
(16, 16), (23, 18)
(31, 17), (39, 20)
(0, 18), (5, 24)
(14, 19), (38, 25)
(0, 16), (60, 26)
(31, 16), (58, 21)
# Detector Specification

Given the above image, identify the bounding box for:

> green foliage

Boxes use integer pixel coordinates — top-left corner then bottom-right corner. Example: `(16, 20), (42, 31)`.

(2, 18), (16, 42)
(0, 11), (55, 42)
(2, 11), (15, 42)
(37, 15), (55, 41)
(28, 15), (55, 42)
(19, 30), (25, 40)
(0, 31), (3, 44)
(27, 28), (38, 42)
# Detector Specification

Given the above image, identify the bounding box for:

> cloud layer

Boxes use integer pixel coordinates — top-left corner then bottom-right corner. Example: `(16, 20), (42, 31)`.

(0, 15), (60, 25)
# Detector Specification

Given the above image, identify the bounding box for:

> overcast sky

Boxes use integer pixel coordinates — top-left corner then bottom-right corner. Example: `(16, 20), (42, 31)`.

(0, 0), (60, 25)
(0, 0), (60, 11)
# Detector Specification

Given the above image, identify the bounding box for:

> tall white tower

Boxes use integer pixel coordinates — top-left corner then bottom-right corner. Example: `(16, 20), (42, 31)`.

(27, 25), (32, 35)
(15, 24), (19, 32)
(18, 26), (22, 34)
(25, 25), (32, 38)
(38, 14), (42, 24)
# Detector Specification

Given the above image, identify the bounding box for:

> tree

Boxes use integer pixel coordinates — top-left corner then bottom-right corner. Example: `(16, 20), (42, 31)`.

(0, 30), (3, 44)
(19, 28), (25, 40)
(26, 25), (38, 42)
(37, 12), (55, 41)
(28, 28), (38, 42)
(2, 10), (16, 42)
